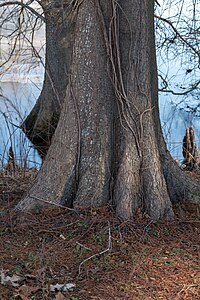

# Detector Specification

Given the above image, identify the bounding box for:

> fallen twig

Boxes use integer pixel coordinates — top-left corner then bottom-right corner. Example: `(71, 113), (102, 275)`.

(76, 242), (92, 252)
(28, 195), (77, 212)
(78, 222), (112, 276)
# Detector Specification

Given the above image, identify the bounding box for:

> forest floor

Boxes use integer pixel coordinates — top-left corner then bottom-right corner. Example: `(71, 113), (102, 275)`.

(0, 169), (200, 300)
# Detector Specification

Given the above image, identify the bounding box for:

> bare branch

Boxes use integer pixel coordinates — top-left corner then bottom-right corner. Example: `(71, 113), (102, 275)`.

(155, 14), (200, 59)
(0, 1), (45, 22)
(159, 79), (200, 96)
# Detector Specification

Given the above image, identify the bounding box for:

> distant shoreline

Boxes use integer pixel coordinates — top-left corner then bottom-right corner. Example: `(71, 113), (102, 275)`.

(0, 76), (44, 84)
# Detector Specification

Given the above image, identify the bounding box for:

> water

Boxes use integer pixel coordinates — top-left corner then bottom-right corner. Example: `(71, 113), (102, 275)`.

(0, 79), (43, 168)
(160, 93), (200, 163)
(1, 77), (200, 169)
(1, 0), (199, 173)
(0, 0), (199, 168)
(0, 2), (45, 169)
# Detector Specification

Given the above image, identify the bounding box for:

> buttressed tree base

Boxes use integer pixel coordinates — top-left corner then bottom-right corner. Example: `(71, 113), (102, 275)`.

(17, 0), (200, 220)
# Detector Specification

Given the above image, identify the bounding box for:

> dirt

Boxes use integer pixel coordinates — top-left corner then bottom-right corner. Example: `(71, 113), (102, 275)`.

(0, 169), (200, 300)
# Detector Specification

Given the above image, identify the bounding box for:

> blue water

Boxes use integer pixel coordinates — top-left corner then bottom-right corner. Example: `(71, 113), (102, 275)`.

(0, 80), (43, 168)
(159, 93), (200, 163)
(1, 0), (199, 169)
(0, 79), (200, 169)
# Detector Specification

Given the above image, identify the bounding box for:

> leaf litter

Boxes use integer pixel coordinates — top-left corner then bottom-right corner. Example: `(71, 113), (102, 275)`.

(0, 169), (200, 299)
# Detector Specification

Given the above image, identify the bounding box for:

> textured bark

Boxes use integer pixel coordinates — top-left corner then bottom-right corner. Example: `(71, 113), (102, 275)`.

(17, 0), (115, 211)
(22, 0), (75, 157)
(112, 0), (173, 220)
(17, 0), (200, 220)
(182, 127), (200, 170)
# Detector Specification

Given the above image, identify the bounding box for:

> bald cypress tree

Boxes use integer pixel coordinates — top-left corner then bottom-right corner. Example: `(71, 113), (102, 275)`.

(17, 0), (200, 220)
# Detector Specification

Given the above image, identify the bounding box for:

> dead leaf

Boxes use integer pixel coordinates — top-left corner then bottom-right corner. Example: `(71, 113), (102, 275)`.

(36, 267), (46, 282)
(17, 294), (30, 300)
(0, 270), (24, 287)
(49, 283), (76, 292)
(55, 291), (68, 300)
(18, 285), (40, 297)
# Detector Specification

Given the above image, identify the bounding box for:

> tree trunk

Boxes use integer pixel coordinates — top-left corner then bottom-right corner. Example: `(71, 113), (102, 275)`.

(22, 0), (75, 157)
(17, 0), (200, 220)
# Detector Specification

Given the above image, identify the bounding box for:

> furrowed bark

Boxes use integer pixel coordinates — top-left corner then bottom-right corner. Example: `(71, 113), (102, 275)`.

(17, 0), (200, 220)
(22, 0), (75, 157)
(17, 0), (115, 210)
(113, 0), (173, 219)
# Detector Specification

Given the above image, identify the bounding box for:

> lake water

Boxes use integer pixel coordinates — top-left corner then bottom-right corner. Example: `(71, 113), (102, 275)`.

(0, 3), (45, 169)
(1, 0), (199, 171)
(1, 77), (200, 169)
(159, 93), (200, 162)
(0, 79), (43, 168)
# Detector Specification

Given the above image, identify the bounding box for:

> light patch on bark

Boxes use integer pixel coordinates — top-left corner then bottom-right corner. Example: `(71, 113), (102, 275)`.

(141, 111), (174, 220)
(114, 132), (142, 220)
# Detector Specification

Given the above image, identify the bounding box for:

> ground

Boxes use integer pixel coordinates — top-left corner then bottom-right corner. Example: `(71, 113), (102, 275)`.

(0, 169), (200, 300)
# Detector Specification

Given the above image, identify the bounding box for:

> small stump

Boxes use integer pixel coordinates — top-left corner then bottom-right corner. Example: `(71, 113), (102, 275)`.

(182, 127), (200, 170)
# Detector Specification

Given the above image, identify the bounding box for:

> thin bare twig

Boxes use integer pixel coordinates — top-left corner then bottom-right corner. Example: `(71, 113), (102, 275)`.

(78, 222), (112, 276)
(0, 1), (45, 22)
(23, 195), (77, 212)
(76, 242), (92, 252)
(155, 14), (200, 58)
